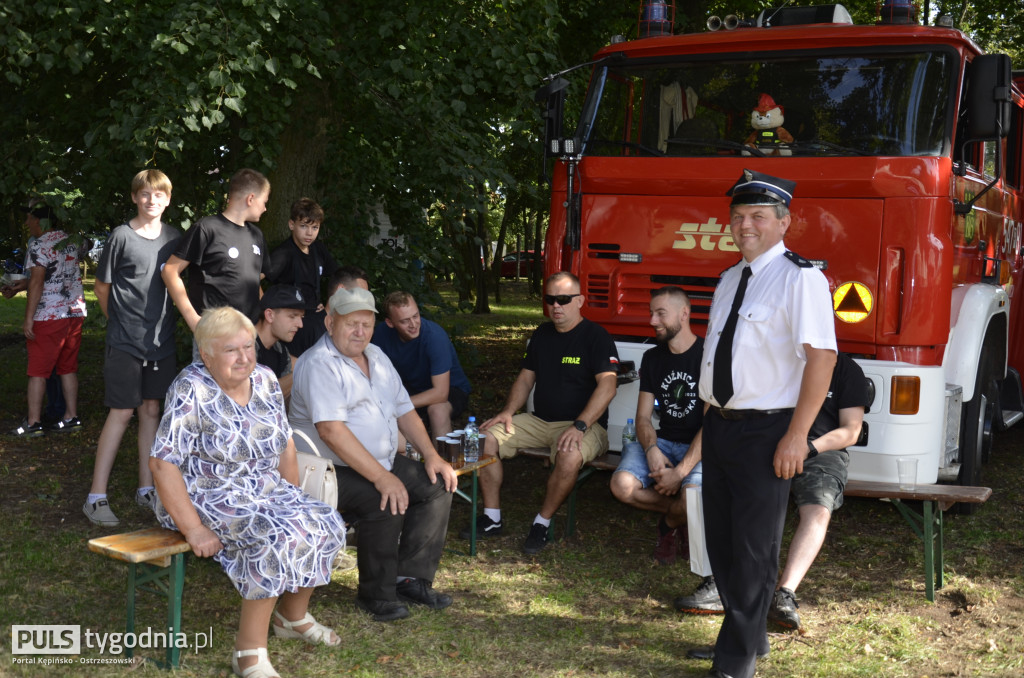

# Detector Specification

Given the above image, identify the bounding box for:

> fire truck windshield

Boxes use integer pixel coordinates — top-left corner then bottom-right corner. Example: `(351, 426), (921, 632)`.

(577, 48), (955, 158)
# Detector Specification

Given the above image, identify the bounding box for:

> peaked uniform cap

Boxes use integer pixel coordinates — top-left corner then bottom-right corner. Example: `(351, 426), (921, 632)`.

(727, 169), (796, 207)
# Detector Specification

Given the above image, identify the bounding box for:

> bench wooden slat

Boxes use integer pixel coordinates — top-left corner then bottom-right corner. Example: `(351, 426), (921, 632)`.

(844, 480), (992, 504)
(88, 527), (191, 567)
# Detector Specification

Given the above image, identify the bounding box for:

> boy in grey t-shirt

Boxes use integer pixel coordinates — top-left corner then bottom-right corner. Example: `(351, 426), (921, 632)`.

(84, 170), (182, 526)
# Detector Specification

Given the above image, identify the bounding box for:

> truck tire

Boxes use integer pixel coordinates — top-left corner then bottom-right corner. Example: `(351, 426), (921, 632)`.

(958, 351), (996, 512)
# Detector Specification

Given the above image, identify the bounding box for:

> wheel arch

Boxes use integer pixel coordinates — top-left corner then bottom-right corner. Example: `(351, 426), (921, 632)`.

(944, 284), (1009, 402)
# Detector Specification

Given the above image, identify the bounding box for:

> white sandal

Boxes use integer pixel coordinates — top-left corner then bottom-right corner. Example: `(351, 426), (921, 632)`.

(272, 610), (341, 647)
(232, 647), (280, 678)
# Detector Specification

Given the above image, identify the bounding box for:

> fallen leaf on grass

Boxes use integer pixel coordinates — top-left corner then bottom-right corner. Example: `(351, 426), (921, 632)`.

(447, 651), (460, 658)
(986, 638), (997, 652)
(376, 653), (403, 664)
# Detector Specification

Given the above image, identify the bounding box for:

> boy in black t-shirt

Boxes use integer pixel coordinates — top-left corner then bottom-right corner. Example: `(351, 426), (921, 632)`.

(254, 284), (306, 405)
(162, 168), (271, 331)
(463, 272), (619, 554)
(611, 287), (704, 566)
(266, 198), (338, 356)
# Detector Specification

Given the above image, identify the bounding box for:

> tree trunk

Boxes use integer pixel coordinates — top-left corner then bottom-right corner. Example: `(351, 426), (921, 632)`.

(472, 191), (491, 314)
(265, 104), (329, 247)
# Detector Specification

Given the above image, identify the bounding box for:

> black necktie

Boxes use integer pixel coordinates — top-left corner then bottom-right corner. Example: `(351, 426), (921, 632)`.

(712, 266), (752, 407)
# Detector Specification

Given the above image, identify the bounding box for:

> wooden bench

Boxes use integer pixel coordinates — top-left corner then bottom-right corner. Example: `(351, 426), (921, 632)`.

(514, 450), (992, 602)
(88, 527), (192, 669)
(843, 479), (992, 602)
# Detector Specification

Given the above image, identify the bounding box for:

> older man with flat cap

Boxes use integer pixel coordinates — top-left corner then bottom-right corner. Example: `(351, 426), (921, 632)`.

(290, 287), (458, 622)
(692, 169), (836, 678)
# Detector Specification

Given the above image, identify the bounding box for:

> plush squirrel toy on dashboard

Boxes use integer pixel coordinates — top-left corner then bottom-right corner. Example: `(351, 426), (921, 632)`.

(743, 93), (793, 156)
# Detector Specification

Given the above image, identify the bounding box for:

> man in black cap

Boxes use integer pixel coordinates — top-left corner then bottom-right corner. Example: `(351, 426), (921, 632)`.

(255, 284), (306, 404)
(693, 169), (837, 678)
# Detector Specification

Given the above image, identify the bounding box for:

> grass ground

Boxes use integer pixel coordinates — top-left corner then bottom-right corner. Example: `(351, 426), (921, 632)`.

(1, 280), (1023, 677)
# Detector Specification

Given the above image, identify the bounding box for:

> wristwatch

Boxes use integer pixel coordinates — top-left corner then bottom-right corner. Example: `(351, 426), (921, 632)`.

(807, 441), (819, 459)
(573, 419), (588, 433)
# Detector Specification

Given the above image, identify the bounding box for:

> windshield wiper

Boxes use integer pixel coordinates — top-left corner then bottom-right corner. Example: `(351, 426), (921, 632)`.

(789, 139), (871, 156)
(665, 137), (767, 157)
(588, 138), (665, 157)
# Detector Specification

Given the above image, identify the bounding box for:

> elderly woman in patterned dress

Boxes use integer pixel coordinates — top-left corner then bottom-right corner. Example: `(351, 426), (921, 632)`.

(150, 307), (346, 678)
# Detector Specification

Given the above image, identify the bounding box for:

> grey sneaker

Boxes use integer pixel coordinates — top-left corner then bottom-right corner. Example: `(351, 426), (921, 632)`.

(673, 575), (724, 614)
(83, 499), (120, 527)
(136, 488), (157, 510)
(768, 586), (801, 629)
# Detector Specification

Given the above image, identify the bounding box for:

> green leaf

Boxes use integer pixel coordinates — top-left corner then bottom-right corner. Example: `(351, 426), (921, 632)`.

(224, 97), (243, 114)
(265, 57), (280, 75)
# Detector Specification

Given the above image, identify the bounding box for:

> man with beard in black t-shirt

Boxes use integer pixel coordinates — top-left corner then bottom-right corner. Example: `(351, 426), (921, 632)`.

(462, 272), (619, 554)
(611, 287), (704, 566)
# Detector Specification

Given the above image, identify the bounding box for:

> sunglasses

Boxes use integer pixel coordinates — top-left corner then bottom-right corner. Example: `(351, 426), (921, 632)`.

(544, 293), (581, 306)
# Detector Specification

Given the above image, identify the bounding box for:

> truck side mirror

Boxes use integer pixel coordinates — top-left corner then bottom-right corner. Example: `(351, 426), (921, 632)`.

(535, 77), (572, 157)
(966, 53), (1011, 140)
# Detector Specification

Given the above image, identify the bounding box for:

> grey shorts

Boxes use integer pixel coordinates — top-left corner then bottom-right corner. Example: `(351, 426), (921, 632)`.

(791, 449), (849, 513)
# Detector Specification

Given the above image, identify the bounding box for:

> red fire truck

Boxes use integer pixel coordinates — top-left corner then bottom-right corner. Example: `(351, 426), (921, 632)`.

(537, 2), (1024, 488)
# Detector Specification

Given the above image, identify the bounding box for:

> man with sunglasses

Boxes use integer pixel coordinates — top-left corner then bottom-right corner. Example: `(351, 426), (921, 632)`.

(462, 272), (619, 554)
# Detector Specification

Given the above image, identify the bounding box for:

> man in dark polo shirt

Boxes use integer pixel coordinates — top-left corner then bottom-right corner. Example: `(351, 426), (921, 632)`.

(255, 284), (305, 403)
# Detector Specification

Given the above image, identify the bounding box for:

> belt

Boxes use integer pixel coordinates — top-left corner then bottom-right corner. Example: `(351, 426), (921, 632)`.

(709, 406), (794, 421)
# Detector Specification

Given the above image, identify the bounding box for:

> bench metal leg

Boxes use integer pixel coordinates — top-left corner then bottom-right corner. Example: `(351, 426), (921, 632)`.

(121, 554), (188, 669)
(453, 469), (482, 556)
(889, 499), (942, 602)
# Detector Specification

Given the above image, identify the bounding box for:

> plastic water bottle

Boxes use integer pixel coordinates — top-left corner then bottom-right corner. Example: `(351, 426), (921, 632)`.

(464, 417), (480, 463)
(622, 418), (637, 449)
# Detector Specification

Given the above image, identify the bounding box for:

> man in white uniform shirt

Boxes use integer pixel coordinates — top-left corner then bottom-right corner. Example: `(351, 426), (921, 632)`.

(693, 169), (837, 678)
(290, 287), (458, 622)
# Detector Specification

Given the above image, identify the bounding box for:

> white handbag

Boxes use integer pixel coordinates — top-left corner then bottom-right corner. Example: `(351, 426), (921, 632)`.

(686, 485), (714, 577)
(292, 429), (339, 508)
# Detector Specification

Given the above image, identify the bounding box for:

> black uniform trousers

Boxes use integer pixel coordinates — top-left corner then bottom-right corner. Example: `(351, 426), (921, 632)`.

(335, 454), (453, 602)
(702, 409), (792, 678)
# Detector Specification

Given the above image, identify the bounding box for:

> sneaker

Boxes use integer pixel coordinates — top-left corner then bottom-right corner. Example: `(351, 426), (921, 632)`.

(673, 575), (724, 614)
(653, 519), (679, 565)
(396, 578), (453, 610)
(522, 522), (550, 555)
(83, 499), (120, 527)
(47, 416), (82, 433)
(458, 513), (503, 540)
(768, 586), (801, 629)
(10, 420), (44, 438)
(136, 488), (157, 510)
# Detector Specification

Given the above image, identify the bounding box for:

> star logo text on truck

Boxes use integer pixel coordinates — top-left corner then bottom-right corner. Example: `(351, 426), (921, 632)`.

(672, 217), (738, 252)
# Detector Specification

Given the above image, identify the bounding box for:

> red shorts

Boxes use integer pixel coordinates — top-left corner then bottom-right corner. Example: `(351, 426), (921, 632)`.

(27, 317), (84, 377)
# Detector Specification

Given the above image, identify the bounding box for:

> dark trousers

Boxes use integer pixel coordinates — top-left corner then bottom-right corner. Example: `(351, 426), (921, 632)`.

(702, 409), (792, 678)
(335, 454), (453, 601)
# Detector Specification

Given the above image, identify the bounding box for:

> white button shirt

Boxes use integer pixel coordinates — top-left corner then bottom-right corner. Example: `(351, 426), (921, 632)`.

(699, 240), (837, 410)
(290, 334), (414, 470)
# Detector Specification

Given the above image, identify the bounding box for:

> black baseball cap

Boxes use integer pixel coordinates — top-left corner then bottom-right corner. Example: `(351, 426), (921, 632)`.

(260, 284), (306, 311)
(727, 169), (796, 207)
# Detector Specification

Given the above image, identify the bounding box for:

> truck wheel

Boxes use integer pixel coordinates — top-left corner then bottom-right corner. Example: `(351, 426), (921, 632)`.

(958, 354), (996, 512)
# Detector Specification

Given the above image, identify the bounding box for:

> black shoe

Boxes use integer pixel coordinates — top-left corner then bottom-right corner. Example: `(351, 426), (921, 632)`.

(396, 578), (453, 610)
(10, 420), (44, 438)
(704, 670), (734, 678)
(522, 522), (550, 554)
(768, 586), (801, 629)
(47, 416), (82, 433)
(356, 597), (410, 622)
(673, 575), (724, 614)
(458, 513), (503, 540)
(686, 641), (770, 661)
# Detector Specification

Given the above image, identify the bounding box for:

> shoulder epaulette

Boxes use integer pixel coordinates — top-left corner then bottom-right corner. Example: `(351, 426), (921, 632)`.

(784, 251), (814, 268)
